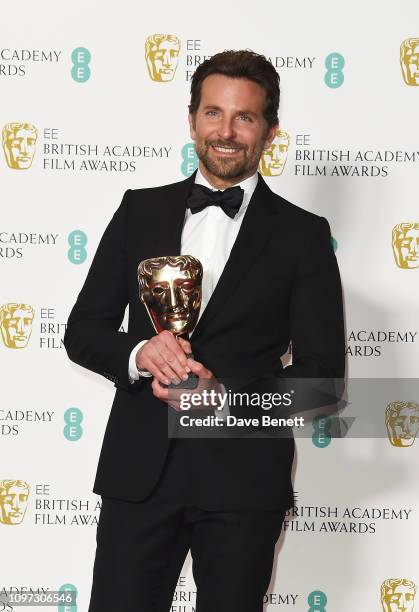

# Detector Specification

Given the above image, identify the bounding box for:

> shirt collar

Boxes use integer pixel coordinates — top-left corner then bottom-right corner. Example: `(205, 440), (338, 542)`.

(195, 167), (258, 216)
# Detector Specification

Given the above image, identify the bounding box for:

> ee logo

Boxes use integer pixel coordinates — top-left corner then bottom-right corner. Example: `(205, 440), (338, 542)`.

(64, 408), (83, 441)
(71, 47), (91, 82)
(58, 583), (78, 612)
(181, 143), (198, 177)
(312, 415), (331, 448)
(324, 53), (344, 88)
(308, 590), (327, 611)
(68, 230), (87, 264)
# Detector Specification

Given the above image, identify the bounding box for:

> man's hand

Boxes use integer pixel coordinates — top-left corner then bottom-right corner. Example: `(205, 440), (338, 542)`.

(136, 332), (191, 385)
(152, 358), (222, 412)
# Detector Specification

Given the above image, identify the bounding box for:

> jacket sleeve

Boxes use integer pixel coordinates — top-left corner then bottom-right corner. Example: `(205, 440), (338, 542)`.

(226, 215), (345, 420)
(64, 189), (147, 392)
(280, 215), (345, 380)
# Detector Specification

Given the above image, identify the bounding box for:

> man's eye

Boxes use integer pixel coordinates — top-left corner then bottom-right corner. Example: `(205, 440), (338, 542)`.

(206, 110), (218, 117)
(239, 114), (251, 122)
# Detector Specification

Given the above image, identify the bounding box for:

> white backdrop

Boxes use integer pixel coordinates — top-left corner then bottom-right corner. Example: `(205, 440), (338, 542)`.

(1, 1), (418, 610)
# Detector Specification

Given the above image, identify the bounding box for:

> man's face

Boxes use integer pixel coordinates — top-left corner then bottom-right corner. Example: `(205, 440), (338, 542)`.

(189, 74), (277, 186)
(3, 126), (37, 169)
(382, 584), (415, 611)
(141, 264), (201, 336)
(0, 485), (29, 525)
(394, 228), (419, 269)
(0, 307), (34, 348)
(259, 132), (289, 176)
(387, 406), (419, 447)
(146, 37), (180, 82)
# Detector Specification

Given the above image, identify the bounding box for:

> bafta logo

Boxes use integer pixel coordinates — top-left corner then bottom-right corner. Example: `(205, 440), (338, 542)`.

(385, 401), (419, 447)
(400, 38), (419, 85)
(392, 223), (419, 269)
(0, 303), (34, 349)
(259, 129), (290, 176)
(145, 34), (181, 82)
(381, 578), (416, 611)
(0, 480), (30, 525)
(2, 123), (38, 169)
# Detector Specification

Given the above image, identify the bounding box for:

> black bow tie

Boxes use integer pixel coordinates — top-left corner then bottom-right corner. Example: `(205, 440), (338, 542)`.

(187, 183), (244, 219)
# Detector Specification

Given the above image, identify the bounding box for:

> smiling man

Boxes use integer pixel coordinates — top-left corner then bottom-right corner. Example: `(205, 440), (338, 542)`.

(65, 50), (345, 612)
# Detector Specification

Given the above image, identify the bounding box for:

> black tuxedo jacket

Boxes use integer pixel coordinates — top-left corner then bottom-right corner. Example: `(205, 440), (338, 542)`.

(64, 172), (345, 511)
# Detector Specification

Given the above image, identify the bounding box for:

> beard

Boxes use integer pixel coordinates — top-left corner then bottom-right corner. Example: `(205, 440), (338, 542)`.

(195, 138), (264, 181)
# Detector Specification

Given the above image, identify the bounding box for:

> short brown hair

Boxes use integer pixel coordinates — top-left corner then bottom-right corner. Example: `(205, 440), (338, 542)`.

(189, 50), (280, 128)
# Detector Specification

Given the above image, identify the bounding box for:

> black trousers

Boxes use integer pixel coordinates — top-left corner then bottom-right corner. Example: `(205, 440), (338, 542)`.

(89, 439), (286, 612)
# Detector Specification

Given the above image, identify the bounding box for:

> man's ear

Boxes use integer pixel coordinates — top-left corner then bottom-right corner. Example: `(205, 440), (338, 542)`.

(263, 123), (278, 149)
(188, 113), (196, 141)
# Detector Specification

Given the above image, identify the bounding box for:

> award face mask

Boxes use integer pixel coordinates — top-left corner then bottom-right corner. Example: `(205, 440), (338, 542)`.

(138, 255), (203, 338)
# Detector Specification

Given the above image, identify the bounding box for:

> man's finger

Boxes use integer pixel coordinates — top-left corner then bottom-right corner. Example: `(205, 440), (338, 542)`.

(178, 337), (192, 356)
(187, 358), (213, 378)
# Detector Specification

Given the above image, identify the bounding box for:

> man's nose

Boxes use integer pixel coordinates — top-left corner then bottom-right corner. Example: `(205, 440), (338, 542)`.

(162, 51), (171, 67)
(410, 239), (419, 254)
(16, 319), (25, 333)
(217, 118), (236, 141)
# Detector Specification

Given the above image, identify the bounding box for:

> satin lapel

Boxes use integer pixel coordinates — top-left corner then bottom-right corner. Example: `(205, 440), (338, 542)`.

(193, 175), (280, 338)
(156, 171), (197, 256)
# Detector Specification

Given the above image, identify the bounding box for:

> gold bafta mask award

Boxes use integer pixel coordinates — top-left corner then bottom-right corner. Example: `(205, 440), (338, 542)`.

(138, 255), (203, 388)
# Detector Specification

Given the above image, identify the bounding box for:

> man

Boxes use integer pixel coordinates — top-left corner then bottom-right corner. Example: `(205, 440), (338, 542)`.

(64, 50), (345, 611)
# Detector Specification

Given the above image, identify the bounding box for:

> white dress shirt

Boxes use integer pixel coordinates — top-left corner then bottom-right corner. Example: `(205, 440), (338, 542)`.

(128, 168), (258, 382)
